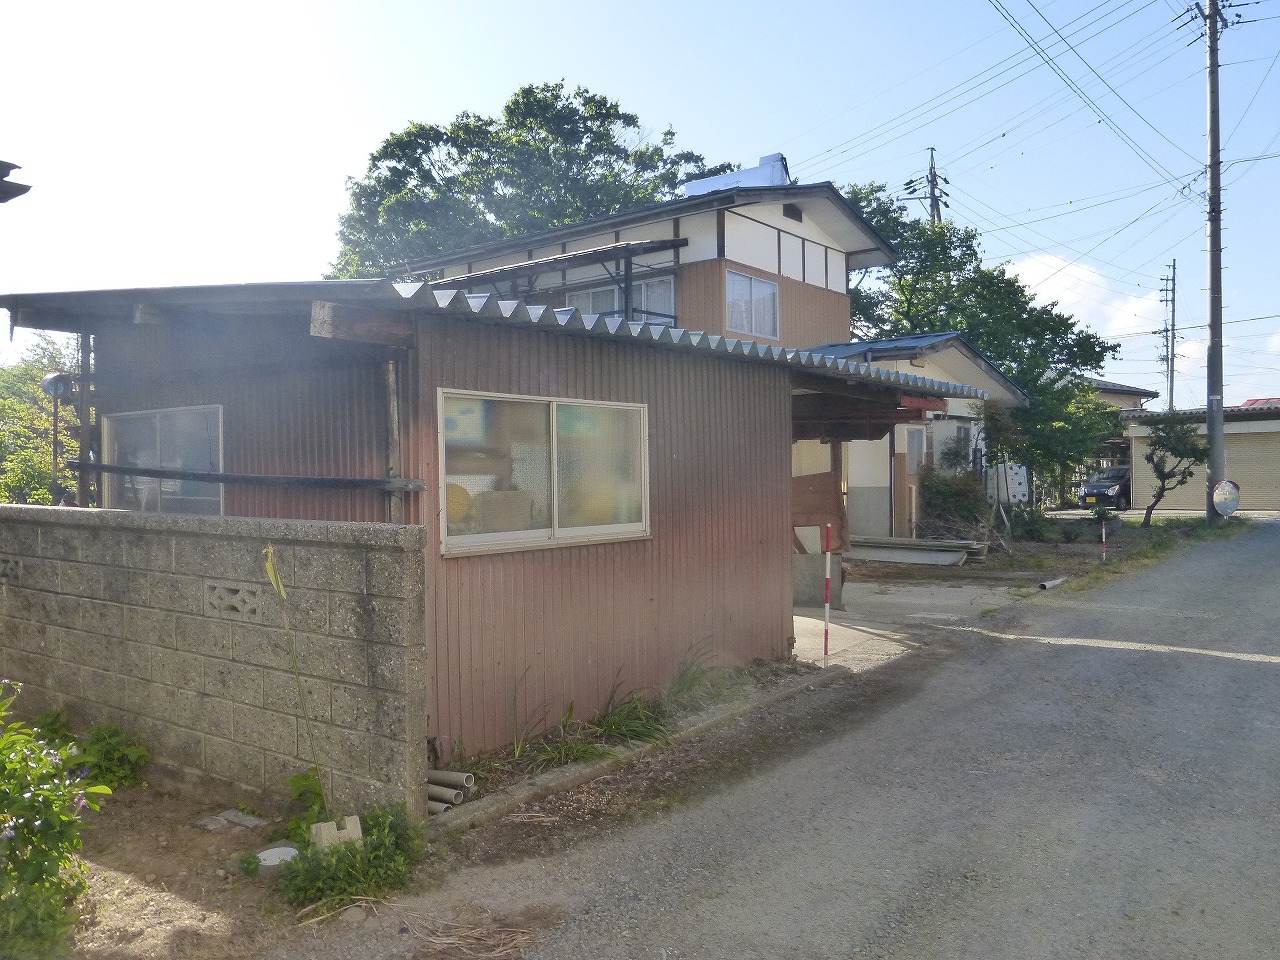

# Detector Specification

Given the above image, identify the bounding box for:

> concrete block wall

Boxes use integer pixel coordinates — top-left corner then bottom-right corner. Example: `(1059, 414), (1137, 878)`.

(0, 505), (428, 817)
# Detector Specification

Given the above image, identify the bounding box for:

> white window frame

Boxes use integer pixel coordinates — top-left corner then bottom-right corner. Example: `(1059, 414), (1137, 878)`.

(726, 270), (780, 340)
(564, 275), (676, 325)
(438, 388), (650, 555)
(101, 404), (225, 515)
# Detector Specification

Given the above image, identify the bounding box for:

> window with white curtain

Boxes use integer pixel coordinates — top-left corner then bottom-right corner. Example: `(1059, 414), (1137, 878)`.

(564, 276), (675, 324)
(726, 270), (779, 339)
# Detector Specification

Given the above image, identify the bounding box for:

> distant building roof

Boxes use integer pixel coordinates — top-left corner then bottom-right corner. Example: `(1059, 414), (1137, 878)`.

(813, 332), (1029, 405)
(388, 181), (896, 277)
(1123, 402), (1280, 422)
(1086, 376), (1159, 400)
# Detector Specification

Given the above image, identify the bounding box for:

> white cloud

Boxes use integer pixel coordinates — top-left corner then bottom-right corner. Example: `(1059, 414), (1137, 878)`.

(1007, 254), (1162, 341)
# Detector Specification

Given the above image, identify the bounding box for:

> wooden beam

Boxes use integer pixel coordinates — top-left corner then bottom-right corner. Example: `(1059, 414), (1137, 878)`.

(311, 301), (415, 348)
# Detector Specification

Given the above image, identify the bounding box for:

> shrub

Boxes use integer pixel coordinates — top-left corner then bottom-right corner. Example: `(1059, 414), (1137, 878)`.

(278, 805), (424, 912)
(1010, 505), (1054, 542)
(919, 467), (987, 525)
(1, 682), (110, 960)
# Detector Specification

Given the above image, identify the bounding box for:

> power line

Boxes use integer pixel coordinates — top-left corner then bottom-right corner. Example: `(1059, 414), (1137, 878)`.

(985, 0), (1189, 187)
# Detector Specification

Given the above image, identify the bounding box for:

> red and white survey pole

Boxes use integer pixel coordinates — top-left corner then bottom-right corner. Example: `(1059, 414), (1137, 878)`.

(823, 522), (832, 669)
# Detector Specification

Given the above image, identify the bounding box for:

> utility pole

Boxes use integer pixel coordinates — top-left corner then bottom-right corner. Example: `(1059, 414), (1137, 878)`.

(1196, 0), (1228, 526)
(1160, 260), (1177, 411)
(926, 147), (943, 224)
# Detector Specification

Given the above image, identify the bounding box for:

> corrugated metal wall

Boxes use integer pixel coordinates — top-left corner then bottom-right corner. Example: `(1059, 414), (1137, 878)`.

(1132, 430), (1280, 511)
(96, 316), (390, 521)
(409, 319), (794, 757)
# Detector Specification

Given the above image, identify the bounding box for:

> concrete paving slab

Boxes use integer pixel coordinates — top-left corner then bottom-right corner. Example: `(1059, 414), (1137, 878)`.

(794, 579), (1024, 669)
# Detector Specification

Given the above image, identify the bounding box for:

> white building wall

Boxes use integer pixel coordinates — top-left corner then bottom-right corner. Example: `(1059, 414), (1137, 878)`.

(680, 211), (719, 262)
(827, 249), (848, 293)
(780, 233), (805, 281)
(724, 214), (778, 274)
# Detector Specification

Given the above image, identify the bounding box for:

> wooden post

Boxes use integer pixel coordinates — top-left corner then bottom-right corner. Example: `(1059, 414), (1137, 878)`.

(385, 359), (403, 524)
(76, 331), (92, 507)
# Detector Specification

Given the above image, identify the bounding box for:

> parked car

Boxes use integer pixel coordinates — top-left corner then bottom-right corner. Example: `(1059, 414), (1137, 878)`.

(1079, 466), (1131, 511)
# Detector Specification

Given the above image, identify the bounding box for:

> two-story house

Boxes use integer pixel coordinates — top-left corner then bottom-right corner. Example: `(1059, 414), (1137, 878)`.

(389, 154), (896, 352)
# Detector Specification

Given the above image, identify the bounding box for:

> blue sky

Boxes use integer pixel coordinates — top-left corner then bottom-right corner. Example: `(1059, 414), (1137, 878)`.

(3, 0), (1277, 406)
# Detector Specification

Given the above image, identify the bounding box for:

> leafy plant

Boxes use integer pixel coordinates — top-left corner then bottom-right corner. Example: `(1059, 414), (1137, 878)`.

(31, 711), (72, 749)
(78, 722), (149, 788)
(1, 681), (110, 960)
(238, 852), (260, 876)
(278, 805), (425, 912)
(285, 767), (328, 846)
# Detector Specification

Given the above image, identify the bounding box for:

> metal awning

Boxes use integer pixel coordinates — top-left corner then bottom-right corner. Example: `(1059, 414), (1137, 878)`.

(397, 238), (687, 285)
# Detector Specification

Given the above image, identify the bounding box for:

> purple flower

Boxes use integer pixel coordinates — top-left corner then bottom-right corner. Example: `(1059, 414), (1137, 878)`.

(0, 825), (14, 841)
(74, 793), (88, 812)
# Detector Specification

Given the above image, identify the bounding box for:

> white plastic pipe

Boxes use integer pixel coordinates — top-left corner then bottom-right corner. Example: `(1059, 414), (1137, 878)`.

(429, 770), (475, 790)
(427, 784), (464, 805)
(426, 800), (452, 815)
(1038, 577), (1067, 590)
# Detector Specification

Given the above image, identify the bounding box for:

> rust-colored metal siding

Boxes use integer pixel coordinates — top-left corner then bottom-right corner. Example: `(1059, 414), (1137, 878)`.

(94, 316), (390, 521)
(779, 271), (853, 350)
(674, 259), (850, 350)
(675, 259), (727, 335)
(407, 319), (794, 757)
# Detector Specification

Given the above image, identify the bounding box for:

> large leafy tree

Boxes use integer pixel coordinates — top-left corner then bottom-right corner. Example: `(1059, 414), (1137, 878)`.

(844, 183), (1120, 498)
(0, 335), (81, 504)
(331, 82), (733, 277)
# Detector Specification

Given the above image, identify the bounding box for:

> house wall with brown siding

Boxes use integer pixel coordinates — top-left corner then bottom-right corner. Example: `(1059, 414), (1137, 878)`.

(674, 259), (850, 351)
(95, 318), (391, 522)
(408, 319), (794, 758)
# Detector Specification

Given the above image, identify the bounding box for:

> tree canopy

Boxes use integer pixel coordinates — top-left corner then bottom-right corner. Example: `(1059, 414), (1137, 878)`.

(0, 335), (81, 504)
(331, 82), (733, 278)
(844, 183), (1121, 499)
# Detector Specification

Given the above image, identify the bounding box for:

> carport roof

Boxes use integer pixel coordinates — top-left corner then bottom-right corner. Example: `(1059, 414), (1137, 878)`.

(1, 279), (987, 402)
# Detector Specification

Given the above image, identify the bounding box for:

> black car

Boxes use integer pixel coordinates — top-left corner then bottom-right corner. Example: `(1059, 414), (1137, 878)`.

(1079, 466), (1131, 511)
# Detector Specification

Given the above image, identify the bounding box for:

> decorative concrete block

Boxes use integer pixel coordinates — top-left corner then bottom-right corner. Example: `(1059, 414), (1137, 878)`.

(311, 815), (361, 851)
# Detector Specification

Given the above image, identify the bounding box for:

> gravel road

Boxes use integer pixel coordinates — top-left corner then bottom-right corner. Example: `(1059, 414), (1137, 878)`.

(278, 521), (1280, 959)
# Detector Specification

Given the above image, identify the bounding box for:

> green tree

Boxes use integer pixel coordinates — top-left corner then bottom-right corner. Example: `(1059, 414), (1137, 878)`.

(0, 335), (80, 504)
(1139, 414), (1209, 527)
(844, 183), (1120, 491)
(331, 82), (733, 278)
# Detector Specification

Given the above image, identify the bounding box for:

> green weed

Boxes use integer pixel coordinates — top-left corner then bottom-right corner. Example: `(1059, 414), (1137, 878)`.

(78, 723), (149, 789)
(284, 767), (328, 845)
(278, 804), (425, 912)
(589, 687), (667, 745)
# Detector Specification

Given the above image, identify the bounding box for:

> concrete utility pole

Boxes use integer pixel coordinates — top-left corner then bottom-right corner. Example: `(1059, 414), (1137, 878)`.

(1198, 0), (1228, 527)
(1160, 260), (1177, 411)
(926, 147), (943, 224)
